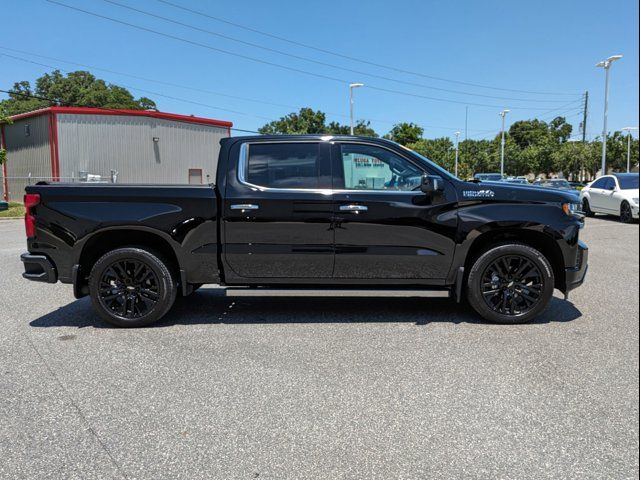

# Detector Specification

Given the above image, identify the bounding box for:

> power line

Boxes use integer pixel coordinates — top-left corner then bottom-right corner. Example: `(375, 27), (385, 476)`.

(0, 88), (262, 133)
(104, 0), (573, 104)
(44, 0), (579, 111)
(0, 48), (495, 133)
(155, 0), (582, 98)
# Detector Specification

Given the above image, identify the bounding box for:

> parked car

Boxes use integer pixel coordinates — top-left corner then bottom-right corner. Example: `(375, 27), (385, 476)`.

(20, 135), (588, 327)
(474, 173), (504, 182)
(0, 201), (8, 212)
(580, 173), (639, 223)
(533, 178), (581, 200)
(504, 178), (529, 185)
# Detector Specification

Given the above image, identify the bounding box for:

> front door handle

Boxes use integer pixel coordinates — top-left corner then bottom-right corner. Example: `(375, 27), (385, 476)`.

(339, 204), (368, 213)
(230, 204), (259, 211)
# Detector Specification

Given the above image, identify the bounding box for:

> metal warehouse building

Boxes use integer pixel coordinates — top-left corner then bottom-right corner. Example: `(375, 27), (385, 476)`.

(1, 106), (232, 201)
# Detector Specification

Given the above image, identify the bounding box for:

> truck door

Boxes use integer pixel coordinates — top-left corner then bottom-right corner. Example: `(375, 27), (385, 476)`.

(222, 140), (334, 280)
(331, 142), (457, 281)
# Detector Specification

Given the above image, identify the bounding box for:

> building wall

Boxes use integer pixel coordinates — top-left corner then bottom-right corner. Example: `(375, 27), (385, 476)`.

(56, 114), (228, 184)
(3, 114), (52, 201)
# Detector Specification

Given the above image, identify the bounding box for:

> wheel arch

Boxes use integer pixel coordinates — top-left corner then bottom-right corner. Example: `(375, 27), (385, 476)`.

(463, 228), (566, 291)
(75, 227), (182, 298)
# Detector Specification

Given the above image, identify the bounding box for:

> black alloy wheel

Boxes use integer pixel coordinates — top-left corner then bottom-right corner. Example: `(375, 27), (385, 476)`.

(582, 198), (595, 217)
(620, 202), (633, 224)
(98, 259), (160, 319)
(480, 255), (543, 316)
(89, 247), (177, 327)
(466, 243), (555, 324)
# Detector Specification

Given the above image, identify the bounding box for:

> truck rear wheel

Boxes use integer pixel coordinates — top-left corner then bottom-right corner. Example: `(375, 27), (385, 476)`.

(466, 243), (555, 324)
(89, 247), (177, 327)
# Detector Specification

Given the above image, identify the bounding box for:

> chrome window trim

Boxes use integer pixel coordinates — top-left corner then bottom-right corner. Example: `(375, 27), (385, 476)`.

(237, 139), (429, 195)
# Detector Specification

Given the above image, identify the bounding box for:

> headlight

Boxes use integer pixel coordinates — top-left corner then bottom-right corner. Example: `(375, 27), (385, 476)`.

(633, 197), (639, 205)
(562, 202), (583, 217)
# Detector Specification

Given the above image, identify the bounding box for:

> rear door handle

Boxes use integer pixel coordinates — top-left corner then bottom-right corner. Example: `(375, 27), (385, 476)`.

(230, 204), (259, 211)
(339, 204), (368, 213)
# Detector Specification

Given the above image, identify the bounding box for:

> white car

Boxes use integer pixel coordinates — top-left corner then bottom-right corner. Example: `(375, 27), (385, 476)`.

(580, 173), (639, 223)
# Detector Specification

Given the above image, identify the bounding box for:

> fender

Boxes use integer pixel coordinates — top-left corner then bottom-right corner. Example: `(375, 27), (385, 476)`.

(446, 201), (581, 286)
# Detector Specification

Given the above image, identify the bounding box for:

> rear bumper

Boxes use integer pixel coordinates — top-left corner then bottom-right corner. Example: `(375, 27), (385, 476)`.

(21, 253), (58, 283)
(565, 240), (588, 293)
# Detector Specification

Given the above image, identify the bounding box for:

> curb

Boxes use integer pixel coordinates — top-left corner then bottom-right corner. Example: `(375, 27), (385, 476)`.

(0, 217), (22, 221)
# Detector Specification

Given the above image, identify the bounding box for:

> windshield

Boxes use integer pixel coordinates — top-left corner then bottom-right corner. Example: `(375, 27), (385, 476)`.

(550, 180), (570, 188)
(399, 145), (457, 180)
(617, 175), (639, 190)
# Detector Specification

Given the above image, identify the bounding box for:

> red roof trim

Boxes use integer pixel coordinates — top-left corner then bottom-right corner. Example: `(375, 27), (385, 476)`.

(9, 106), (233, 128)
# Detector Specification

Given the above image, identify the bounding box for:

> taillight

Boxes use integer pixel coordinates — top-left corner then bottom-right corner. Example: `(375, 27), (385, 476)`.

(24, 193), (40, 238)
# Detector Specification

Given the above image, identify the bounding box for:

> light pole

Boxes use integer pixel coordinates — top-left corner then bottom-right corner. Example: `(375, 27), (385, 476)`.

(622, 126), (638, 172)
(596, 54), (623, 176)
(454, 131), (461, 177)
(349, 83), (364, 135)
(499, 109), (510, 178)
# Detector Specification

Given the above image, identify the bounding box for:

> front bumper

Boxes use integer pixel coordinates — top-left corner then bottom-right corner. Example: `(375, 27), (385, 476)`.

(632, 203), (639, 219)
(21, 253), (58, 283)
(565, 240), (588, 293)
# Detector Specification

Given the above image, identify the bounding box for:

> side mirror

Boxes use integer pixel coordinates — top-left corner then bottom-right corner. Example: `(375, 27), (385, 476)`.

(420, 174), (445, 194)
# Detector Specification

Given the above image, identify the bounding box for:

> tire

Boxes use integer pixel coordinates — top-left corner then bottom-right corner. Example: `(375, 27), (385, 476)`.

(89, 247), (177, 327)
(582, 198), (595, 217)
(467, 243), (555, 324)
(620, 201), (634, 224)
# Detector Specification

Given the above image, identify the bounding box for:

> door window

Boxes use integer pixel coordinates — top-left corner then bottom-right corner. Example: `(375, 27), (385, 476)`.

(591, 177), (608, 189)
(339, 144), (423, 191)
(246, 143), (321, 189)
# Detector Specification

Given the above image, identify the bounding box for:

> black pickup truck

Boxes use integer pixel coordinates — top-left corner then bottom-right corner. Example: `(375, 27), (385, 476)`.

(21, 135), (588, 327)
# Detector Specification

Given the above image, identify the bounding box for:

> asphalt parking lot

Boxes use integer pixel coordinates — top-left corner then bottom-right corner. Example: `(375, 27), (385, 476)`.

(0, 217), (638, 480)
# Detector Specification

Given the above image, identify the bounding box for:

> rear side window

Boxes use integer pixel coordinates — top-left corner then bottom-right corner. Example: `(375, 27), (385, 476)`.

(246, 143), (320, 189)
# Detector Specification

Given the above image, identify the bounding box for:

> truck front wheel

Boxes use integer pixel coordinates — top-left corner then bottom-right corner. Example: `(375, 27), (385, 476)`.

(89, 247), (177, 327)
(467, 243), (555, 324)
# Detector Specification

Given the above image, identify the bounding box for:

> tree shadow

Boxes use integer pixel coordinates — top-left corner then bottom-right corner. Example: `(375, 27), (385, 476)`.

(29, 288), (583, 329)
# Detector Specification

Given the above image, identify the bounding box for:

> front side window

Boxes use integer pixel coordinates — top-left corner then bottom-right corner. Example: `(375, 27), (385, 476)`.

(591, 177), (608, 189)
(340, 144), (423, 191)
(246, 143), (320, 189)
(602, 177), (616, 190)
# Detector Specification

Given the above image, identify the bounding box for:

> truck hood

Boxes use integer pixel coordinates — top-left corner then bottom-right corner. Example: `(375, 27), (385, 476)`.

(459, 181), (580, 204)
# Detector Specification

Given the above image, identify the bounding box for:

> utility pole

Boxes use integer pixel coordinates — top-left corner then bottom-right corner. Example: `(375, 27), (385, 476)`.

(581, 91), (589, 143)
(454, 131), (461, 177)
(499, 109), (510, 178)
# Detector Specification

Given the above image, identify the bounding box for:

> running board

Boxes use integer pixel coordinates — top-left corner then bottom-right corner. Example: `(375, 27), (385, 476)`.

(224, 288), (450, 298)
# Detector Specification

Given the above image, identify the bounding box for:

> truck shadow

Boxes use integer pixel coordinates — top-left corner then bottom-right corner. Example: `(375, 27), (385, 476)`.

(29, 288), (582, 329)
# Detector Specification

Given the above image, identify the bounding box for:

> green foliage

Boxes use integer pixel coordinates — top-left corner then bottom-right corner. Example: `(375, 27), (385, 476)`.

(258, 108), (327, 134)
(258, 108), (378, 137)
(0, 69), (156, 116)
(0, 107), (12, 166)
(384, 122), (424, 145)
(0, 202), (25, 218)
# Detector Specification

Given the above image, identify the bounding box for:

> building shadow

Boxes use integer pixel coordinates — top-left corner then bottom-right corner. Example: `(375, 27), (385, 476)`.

(29, 288), (583, 329)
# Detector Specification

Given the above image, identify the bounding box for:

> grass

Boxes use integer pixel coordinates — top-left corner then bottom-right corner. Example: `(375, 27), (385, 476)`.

(0, 202), (25, 218)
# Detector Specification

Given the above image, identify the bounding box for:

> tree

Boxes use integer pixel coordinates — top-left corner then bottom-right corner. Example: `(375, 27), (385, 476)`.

(384, 122), (424, 145)
(326, 120), (378, 137)
(258, 108), (379, 136)
(509, 119), (549, 149)
(0, 70), (156, 115)
(258, 108), (327, 134)
(549, 116), (573, 143)
(0, 107), (11, 166)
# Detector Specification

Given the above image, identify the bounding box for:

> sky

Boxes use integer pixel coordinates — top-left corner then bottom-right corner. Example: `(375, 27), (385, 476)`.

(1, 0), (638, 140)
